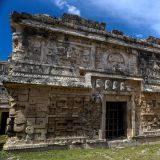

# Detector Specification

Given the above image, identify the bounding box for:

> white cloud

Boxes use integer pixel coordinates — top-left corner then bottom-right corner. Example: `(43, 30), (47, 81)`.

(54, 0), (80, 16)
(67, 5), (80, 16)
(54, 0), (67, 9)
(135, 34), (143, 38)
(88, 0), (160, 36)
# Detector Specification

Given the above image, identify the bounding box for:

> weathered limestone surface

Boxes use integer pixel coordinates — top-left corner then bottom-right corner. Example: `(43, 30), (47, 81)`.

(5, 86), (101, 144)
(0, 62), (9, 106)
(0, 62), (9, 133)
(3, 11), (160, 150)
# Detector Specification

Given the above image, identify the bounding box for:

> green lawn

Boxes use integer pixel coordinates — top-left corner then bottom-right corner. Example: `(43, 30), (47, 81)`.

(0, 135), (160, 160)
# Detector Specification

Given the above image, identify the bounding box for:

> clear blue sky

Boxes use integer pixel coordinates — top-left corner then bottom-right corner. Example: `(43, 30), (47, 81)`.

(0, 0), (160, 60)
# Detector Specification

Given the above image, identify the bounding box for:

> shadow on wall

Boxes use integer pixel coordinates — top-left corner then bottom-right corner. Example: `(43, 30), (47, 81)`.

(0, 112), (9, 135)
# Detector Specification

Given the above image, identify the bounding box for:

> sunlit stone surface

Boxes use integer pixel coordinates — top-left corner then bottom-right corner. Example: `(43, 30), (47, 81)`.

(3, 11), (160, 150)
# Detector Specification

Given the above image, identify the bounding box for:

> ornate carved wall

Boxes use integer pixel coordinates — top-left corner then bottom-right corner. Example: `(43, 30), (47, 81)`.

(5, 86), (101, 148)
(95, 47), (138, 75)
(3, 11), (160, 150)
(139, 93), (160, 136)
(0, 61), (9, 134)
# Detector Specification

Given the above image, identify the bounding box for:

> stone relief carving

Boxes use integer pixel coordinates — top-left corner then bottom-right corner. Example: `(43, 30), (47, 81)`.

(139, 52), (160, 84)
(95, 48), (137, 75)
(25, 37), (42, 62)
(104, 80), (111, 90)
(112, 81), (119, 90)
(23, 36), (91, 69)
(6, 87), (102, 144)
(7, 98), (27, 138)
(140, 100), (154, 115)
(94, 78), (134, 92)
(107, 53), (125, 72)
(96, 79), (104, 89)
(12, 32), (24, 52)
(14, 111), (26, 133)
(47, 96), (101, 139)
(120, 82), (125, 91)
(140, 98), (160, 135)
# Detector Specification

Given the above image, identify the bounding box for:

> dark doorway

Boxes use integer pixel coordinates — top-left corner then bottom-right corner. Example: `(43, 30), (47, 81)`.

(0, 112), (9, 134)
(106, 102), (127, 139)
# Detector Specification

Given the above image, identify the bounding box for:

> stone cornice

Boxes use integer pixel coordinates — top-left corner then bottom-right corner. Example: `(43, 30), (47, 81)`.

(10, 11), (160, 53)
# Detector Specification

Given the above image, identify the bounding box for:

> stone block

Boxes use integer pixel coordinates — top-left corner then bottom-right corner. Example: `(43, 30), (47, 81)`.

(34, 132), (46, 141)
(36, 111), (46, 118)
(34, 118), (47, 128)
(29, 97), (37, 104)
(26, 106), (37, 118)
(18, 94), (28, 102)
(14, 124), (25, 132)
(37, 104), (48, 112)
(27, 118), (36, 126)
(15, 111), (26, 124)
(18, 89), (29, 95)
(47, 125), (55, 133)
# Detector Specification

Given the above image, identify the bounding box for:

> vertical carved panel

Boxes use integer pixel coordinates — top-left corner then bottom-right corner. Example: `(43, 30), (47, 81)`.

(139, 94), (160, 136)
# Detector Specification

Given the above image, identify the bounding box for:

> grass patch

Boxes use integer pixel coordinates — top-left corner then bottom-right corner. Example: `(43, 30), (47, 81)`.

(0, 135), (8, 160)
(0, 135), (160, 160)
(0, 135), (6, 149)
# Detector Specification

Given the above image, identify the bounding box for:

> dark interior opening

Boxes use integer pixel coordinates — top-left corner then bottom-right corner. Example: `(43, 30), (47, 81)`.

(0, 112), (9, 134)
(106, 102), (127, 140)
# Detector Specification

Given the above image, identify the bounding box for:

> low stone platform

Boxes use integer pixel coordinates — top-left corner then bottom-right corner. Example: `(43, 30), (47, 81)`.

(4, 136), (160, 151)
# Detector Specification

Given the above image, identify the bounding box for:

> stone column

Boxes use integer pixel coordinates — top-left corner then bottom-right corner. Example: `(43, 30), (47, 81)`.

(100, 93), (106, 140)
(131, 94), (136, 138)
(126, 95), (136, 139)
(90, 43), (96, 70)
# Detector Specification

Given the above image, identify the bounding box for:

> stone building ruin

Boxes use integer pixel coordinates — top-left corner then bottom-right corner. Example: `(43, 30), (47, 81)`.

(0, 62), (9, 135)
(3, 11), (160, 150)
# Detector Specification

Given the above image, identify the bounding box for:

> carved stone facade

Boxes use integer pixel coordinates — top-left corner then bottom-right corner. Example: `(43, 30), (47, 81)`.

(3, 11), (160, 150)
(0, 62), (9, 134)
